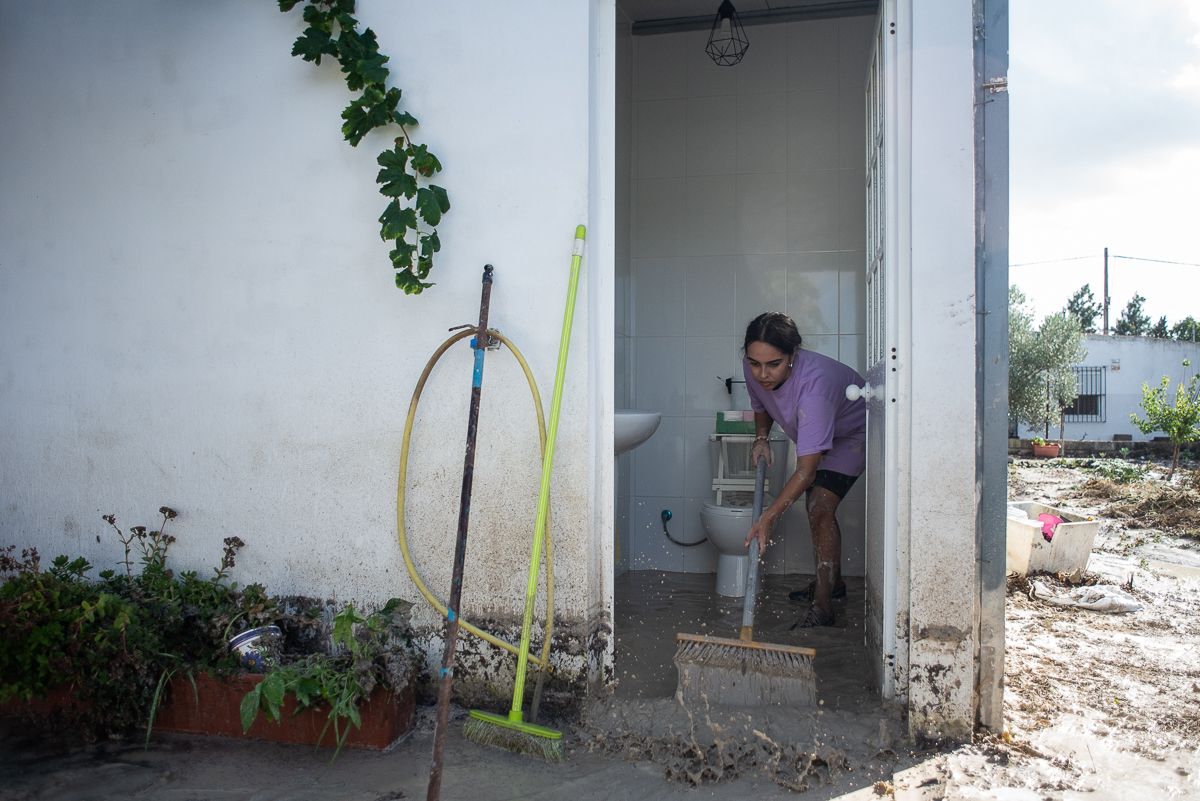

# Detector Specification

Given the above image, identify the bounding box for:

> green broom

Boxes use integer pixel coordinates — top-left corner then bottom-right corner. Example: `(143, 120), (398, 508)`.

(463, 225), (586, 762)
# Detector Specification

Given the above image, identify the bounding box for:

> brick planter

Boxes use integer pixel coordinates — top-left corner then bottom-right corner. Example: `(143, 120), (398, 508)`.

(154, 672), (415, 750)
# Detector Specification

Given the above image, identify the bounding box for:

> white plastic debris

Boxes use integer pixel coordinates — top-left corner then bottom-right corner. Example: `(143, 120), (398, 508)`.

(1030, 581), (1142, 613)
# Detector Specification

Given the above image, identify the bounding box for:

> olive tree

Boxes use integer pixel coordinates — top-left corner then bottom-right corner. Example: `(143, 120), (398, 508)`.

(1130, 360), (1200, 480)
(1009, 286), (1086, 441)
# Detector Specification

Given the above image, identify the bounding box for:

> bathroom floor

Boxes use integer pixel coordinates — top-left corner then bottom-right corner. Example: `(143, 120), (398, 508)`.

(613, 571), (876, 710)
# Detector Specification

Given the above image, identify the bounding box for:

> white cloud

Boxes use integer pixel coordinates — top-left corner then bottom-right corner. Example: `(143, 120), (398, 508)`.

(1009, 0), (1200, 325)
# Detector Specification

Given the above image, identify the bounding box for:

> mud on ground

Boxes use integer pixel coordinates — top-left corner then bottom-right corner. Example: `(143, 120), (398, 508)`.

(575, 458), (1200, 799)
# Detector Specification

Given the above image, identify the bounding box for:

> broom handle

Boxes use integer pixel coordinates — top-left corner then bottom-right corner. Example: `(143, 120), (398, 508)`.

(509, 226), (586, 722)
(428, 265), (494, 801)
(739, 456), (768, 640)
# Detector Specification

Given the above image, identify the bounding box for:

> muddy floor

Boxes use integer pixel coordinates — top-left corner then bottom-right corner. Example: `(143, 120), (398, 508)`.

(2, 458), (1198, 799)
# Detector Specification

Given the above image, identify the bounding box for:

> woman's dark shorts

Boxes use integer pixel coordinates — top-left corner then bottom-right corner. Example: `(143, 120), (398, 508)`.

(807, 469), (859, 499)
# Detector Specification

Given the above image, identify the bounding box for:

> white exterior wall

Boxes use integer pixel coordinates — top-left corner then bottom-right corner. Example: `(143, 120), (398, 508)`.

(0, 0), (613, 682)
(903, 0), (978, 739)
(1017, 334), (1200, 442)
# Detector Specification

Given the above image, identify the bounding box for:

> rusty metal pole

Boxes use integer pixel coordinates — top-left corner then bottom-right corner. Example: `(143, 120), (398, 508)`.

(427, 264), (494, 801)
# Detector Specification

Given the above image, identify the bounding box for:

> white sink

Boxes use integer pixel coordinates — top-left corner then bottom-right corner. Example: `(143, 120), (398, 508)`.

(615, 409), (661, 455)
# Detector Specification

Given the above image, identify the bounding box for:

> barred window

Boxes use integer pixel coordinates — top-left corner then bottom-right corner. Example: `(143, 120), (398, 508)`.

(1063, 366), (1105, 422)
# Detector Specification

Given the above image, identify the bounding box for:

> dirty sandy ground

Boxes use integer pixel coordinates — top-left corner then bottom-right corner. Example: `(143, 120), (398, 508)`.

(2, 458), (1198, 800)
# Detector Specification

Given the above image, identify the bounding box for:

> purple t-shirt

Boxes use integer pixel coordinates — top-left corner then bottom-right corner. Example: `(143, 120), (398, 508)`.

(744, 349), (867, 476)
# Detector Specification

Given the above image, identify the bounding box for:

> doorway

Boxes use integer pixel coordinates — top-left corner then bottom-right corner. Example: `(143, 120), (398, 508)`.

(612, 2), (882, 706)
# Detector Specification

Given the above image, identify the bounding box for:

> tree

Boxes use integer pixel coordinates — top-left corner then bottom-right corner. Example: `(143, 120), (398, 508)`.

(1171, 316), (1199, 342)
(1065, 284), (1101, 333)
(1009, 286), (1086, 440)
(1150, 316), (1170, 339)
(1114, 293), (1151, 336)
(1130, 360), (1200, 480)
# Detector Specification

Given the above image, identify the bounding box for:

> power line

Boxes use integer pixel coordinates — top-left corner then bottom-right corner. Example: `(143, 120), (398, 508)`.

(1011, 254), (1200, 268)
(1110, 254), (1200, 267)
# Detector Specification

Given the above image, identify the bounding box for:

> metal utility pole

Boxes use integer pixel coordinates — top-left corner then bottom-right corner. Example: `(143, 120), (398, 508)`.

(1102, 247), (1110, 335)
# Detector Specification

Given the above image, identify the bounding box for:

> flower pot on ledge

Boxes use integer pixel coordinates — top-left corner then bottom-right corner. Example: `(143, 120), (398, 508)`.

(1032, 442), (1061, 458)
(153, 672), (415, 750)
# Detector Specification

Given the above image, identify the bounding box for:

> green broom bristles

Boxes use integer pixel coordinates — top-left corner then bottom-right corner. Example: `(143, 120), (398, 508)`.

(463, 710), (565, 763)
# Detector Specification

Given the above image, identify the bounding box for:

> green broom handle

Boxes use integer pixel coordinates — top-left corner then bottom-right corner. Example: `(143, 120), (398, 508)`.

(509, 225), (586, 723)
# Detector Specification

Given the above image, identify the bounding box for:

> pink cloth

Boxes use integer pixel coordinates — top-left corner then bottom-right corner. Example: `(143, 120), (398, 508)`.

(1037, 513), (1063, 542)
(744, 349), (866, 476)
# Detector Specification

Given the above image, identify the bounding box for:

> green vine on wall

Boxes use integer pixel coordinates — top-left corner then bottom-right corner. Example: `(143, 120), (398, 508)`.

(278, 0), (450, 294)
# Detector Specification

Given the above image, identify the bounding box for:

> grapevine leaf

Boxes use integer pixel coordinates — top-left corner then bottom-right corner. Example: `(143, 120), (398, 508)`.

(357, 53), (389, 86)
(278, 0), (302, 12)
(376, 148), (415, 197)
(394, 111), (418, 127)
(390, 240), (417, 269)
(395, 270), (433, 295)
(302, 5), (332, 30)
(377, 166), (416, 199)
(337, 27), (379, 91)
(417, 232), (440, 278)
(292, 27), (334, 64)
(420, 231), (441, 256)
(341, 91), (391, 146)
(382, 87), (401, 114)
(409, 144), (442, 177)
(379, 201), (417, 240)
(415, 188), (444, 226)
(429, 185), (450, 214)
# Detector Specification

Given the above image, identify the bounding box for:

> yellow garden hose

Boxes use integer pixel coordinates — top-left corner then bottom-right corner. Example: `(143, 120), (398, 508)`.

(396, 327), (555, 671)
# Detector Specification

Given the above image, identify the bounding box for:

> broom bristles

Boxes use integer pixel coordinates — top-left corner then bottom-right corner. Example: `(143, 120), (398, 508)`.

(463, 712), (565, 763)
(674, 632), (817, 708)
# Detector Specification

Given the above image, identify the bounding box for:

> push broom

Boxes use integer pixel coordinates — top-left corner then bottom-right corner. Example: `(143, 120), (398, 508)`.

(462, 225), (587, 761)
(674, 457), (818, 708)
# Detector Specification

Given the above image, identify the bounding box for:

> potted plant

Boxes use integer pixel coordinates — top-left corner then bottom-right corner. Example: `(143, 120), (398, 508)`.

(1031, 437), (1061, 458)
(1, 508), (416, 752)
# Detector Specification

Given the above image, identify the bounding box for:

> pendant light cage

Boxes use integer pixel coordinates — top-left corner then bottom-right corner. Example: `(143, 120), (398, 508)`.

(705, 0), (750, 66)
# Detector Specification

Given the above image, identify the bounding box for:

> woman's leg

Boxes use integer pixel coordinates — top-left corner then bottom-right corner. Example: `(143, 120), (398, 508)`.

(806, 486), (845, 618)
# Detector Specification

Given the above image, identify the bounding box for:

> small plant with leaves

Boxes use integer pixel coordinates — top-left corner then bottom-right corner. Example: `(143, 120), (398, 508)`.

(1, 508), (276, 741)
(1083, 460), (1148, 485)
(1130, 360), (1200, 480)
(239, 599), (412, 756)
(277, 0), (450, 294)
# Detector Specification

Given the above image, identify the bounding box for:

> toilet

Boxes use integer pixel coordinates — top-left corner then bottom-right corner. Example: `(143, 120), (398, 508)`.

(699, 428), (780, 598)
(701, 490), (775, 597)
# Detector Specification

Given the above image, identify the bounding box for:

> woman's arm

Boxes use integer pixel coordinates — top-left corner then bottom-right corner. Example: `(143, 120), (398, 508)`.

(744, 451), (823, 555)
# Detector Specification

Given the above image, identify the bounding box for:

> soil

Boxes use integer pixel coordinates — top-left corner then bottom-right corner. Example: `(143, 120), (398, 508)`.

(2, 458), (1197, 799)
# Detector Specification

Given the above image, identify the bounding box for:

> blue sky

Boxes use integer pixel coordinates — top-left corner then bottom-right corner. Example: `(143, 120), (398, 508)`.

(1009, 0), (1200, 326)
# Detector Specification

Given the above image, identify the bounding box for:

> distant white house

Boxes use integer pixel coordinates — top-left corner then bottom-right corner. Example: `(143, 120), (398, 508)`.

(1016, 334), (1200, 442)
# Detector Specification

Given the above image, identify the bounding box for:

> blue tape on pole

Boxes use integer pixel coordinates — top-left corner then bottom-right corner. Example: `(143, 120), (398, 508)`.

(440, 666), (453, 678)
(472, 348), (485, 388)
(447, 608), (457, 622)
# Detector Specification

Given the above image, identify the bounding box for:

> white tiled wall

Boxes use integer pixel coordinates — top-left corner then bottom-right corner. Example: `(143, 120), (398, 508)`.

(618, 15), (874, 575)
